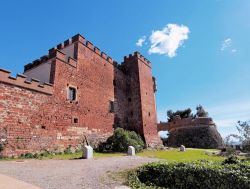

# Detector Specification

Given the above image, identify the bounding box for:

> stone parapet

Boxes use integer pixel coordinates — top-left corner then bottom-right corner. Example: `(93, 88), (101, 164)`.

(0, 68), (53, 95)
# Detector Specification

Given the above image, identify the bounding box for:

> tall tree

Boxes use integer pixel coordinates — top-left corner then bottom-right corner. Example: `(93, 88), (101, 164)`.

(195, 105), (208, 118)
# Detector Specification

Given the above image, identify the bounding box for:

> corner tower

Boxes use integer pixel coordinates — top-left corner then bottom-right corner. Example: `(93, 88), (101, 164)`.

(123, 52), (161, 147)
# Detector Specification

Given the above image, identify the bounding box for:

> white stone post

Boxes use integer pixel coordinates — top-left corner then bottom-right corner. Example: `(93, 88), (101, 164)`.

(127, 146), (135, 156)
(180, 145), (186, 152)
(83, 145), (93, 159)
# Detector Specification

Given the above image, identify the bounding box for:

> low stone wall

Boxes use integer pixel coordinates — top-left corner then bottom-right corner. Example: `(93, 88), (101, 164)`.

(158, 117), (224, 149)
(158, 117), (215, 132)
(167, 125), (224, 149)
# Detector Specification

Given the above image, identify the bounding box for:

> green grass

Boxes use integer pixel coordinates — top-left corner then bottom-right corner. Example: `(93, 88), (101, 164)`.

(0, 151), (126, 161)
(138, 148), (224, 162)
(0, 148), (224, 162)
(47, 152), (125, 160)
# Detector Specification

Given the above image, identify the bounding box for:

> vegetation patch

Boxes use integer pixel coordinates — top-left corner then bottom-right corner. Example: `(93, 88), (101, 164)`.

(97, 128), (145, 153)
(128, 158), (250, 189)
(138, 148), (224, 162)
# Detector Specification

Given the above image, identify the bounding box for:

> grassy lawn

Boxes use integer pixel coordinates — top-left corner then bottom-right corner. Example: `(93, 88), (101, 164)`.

(37, 152), (126, 160)
(0, 148), (224, 162)
(0, 151), (126, 161)
(138, 148), (224, 162)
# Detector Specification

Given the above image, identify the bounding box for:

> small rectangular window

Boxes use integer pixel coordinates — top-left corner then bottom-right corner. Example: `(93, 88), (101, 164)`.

(68, 87), (77, 101)
(109, 101), (114, 113)
(73, 118), (78, 123)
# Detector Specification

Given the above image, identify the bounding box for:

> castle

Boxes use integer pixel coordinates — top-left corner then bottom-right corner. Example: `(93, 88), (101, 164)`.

(0, 34), (161, 156)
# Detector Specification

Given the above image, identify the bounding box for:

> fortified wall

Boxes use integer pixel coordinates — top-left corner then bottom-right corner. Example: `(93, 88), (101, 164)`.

(158, 117), (224, 149)
(158, 117), (215, 132)
(0, 34), (161, 157)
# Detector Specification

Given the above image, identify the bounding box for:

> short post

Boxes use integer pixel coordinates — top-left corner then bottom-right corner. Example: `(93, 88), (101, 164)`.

(83, 145), (93, 159)
(127, 146), (135, 156)
(180, 145), (186, 152)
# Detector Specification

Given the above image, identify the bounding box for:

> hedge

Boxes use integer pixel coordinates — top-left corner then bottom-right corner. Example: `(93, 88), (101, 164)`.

(128, 160), (250, 189)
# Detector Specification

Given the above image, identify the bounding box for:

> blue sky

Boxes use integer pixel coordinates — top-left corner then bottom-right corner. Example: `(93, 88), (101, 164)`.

(0, 0), (249, 137)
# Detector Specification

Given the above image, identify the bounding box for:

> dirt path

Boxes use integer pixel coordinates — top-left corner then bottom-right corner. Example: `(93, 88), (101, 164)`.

(0, 156), (157, 189)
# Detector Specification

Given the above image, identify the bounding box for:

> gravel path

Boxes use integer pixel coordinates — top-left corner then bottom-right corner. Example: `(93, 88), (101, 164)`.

(0, 156), (157, 189)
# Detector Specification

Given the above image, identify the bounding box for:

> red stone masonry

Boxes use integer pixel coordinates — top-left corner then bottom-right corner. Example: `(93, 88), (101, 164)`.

(0, 34), (161, 157)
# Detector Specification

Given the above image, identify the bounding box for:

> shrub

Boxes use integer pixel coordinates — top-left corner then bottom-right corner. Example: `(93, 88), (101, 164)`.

(195, 105), (208, 117)
(24, 153), (34, 159)
(97, 128), (144, 153)
(40, 151), (50, 157)
(33, 153), (39, 159)
(64, 145), (73, 154)
(167, 108), (193, 122)
(128, 161), (250, 189)
(222, 155), (240, 165)
(220, 147), (236, 156)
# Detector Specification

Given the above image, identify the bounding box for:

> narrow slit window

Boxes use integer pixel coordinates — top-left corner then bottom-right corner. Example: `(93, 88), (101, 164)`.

(68, 87), (77, 101)
(109, 101), (114, 113)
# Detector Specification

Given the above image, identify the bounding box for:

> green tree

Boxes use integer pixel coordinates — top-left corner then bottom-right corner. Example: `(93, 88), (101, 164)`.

(236, 120), (250, 151)
(195, 105), (208, 118)
(167, 108), (193, 122)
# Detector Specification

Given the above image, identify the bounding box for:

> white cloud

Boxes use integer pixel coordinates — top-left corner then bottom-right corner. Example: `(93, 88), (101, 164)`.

(136, 36), (146, 47)
(220, 38), (238, 52)
(148, 24), (190, 58)
(221, 38), (232, 51)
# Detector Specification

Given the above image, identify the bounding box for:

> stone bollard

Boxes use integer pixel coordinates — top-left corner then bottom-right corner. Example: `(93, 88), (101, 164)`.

(180, 145), (186, 152)
(127, 146), (135, 156)
(83, 145), (93, 159)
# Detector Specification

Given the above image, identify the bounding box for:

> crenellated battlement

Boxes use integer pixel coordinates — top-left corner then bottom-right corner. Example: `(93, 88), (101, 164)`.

(24, 34), (121, 72)
(24, 48), (78, 72)
(0, 68), (53, 95)
(51, 34), (117, 66)
(123, 51), (151, 67)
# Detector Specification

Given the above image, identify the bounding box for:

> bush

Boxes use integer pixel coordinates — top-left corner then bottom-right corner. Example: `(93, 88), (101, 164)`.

(64, 145), (73, 154)
(222, 155), (240, 165)
(97, 128), (144, 153)
(128, 161), (250, 189)
(220, 147), (236, 156)
(167, 108), (193, 122)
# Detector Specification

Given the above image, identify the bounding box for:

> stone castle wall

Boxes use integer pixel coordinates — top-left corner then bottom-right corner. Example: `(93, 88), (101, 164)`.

(0, 34), (161, 157)
(158, 117), (215, 132)
(158, 117), (224, 149)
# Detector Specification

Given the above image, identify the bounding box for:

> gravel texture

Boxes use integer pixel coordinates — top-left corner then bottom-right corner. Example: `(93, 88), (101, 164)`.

(0, 156), (157, 189)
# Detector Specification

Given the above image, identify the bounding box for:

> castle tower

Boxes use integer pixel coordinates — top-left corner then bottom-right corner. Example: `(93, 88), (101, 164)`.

(123, 52), (161, 147)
